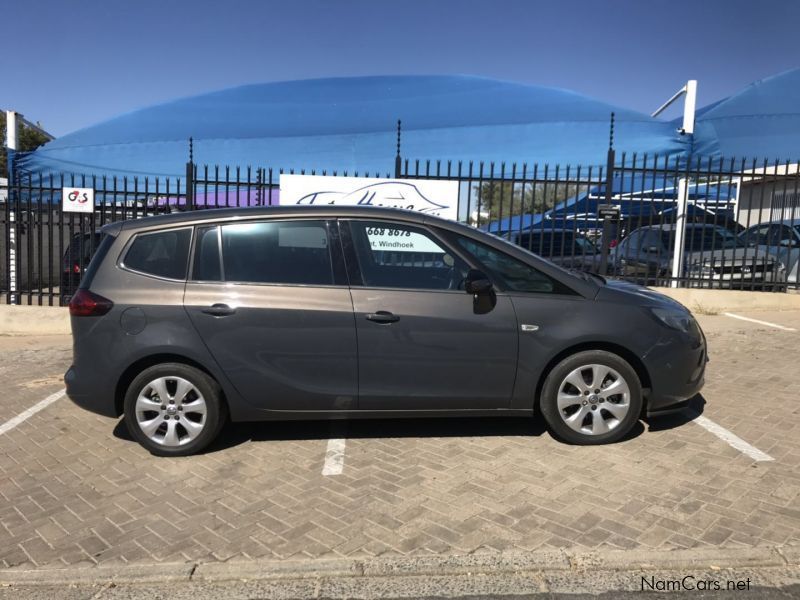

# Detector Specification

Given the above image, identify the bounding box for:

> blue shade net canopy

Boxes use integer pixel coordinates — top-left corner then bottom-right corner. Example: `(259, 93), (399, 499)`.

(692, 67), (800, 164)
(18, 75), (687, 181)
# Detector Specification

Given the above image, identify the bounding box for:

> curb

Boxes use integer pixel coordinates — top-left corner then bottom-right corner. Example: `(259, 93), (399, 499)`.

(0, 305), (70, 335)
(0, 546), (796, 586)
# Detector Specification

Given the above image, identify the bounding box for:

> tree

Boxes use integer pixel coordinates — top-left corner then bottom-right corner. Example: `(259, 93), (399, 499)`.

(469, 180), (582, 225)
(0, 112), (51, 179)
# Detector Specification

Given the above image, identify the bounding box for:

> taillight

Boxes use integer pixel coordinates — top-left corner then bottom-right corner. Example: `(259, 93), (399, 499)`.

(73, 263), (81, 274)
(68, 289), (114, 317)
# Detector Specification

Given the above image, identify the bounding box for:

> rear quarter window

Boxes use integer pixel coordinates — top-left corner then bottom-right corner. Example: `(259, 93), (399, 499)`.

(122, 228), (192, 280)
(78, 233), (116, 290)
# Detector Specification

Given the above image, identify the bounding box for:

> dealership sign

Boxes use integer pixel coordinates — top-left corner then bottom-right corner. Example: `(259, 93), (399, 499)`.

(279, 175), (458, 221)
(62, 187), (95, 214)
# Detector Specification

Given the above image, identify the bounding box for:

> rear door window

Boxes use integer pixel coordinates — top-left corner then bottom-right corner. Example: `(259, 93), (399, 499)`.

(123, 228), (192, 280)
(220, 220), (334, 285)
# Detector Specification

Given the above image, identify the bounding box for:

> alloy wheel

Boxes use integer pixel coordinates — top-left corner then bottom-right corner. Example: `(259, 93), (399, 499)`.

(134, 376), (208, 447)
(556, 364), (631, 436)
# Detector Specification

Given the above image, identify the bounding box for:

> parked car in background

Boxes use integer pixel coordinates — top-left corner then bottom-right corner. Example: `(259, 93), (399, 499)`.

(61, 232), (103, 300)
(738, 220), (800, 286)
(511, 228), (604, 273)
(66, 206), (706, 456)
(611, 223), (786, 289)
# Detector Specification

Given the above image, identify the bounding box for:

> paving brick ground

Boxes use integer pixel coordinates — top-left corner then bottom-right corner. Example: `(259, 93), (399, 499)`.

(0, 309), (798, 569)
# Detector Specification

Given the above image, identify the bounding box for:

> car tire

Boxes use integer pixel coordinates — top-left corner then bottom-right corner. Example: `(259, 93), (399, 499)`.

(540, 350), (642, 445)
(124, 363), (226, 457)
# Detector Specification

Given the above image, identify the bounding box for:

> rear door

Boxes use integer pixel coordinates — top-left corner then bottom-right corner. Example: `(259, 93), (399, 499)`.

(184, 219), (358, 411)
(341, 219), (518, 411)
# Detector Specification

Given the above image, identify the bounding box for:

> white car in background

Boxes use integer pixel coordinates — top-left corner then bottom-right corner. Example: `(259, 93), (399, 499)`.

(739, 220), (800, 286)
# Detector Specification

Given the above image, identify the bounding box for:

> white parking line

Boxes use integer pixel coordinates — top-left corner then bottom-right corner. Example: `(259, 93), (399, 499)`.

(693, 415), (774, 462)
(723, 312), (797, 331)
(322, 438), (346, 476)
(0, 389), (65, 435)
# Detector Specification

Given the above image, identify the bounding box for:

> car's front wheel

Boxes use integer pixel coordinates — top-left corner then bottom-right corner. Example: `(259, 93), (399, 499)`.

(540, 350), (642, 445)
(124, 363), (226, 456)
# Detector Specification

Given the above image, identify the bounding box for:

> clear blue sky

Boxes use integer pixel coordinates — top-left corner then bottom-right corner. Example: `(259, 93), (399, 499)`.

(2, 0), (799, 137)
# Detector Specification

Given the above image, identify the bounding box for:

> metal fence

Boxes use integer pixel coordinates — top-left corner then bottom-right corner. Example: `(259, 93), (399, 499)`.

(0, 164), (390, 305)
(2, 148), (799, 306)
(401, 150), (800, 292)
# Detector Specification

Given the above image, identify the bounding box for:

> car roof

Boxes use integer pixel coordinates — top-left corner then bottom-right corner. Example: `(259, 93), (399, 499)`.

(744, 219), (800, 228)
(517, 228), (579, 234)
(633, 222), (725, 232)
(103, 205), (437, 234)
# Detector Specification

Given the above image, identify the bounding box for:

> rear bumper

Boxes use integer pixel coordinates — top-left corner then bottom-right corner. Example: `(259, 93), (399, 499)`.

(64, 365), (119, 418)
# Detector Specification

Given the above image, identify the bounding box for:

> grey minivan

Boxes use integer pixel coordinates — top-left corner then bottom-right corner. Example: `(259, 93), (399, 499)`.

(65, 207), (707, 456)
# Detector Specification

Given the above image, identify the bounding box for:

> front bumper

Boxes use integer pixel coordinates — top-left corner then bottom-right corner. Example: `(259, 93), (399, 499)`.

(643, 324), (707, 417)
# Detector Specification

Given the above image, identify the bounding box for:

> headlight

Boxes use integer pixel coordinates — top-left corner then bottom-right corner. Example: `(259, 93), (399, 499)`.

(651, 307), (694, 332)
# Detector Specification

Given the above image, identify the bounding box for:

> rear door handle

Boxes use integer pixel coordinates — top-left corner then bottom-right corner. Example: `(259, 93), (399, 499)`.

(366, 311), (400, 324)
(202, 303), (236, 317)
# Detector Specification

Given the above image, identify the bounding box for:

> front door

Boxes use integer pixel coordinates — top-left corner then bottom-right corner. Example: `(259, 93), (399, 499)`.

(184, 219), (358, 411)
(341, 219), (518, 411)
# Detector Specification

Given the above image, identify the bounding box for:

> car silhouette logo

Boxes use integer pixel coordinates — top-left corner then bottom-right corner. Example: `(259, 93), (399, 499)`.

(295, 182), (451, 216)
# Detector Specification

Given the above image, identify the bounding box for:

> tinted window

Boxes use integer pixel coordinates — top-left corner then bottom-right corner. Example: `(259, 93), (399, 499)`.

(518, 231), (597, 257)
(669, 226), (741, 252)
(79, 233), (115, 290)
(192, 226), (221, 281)
(776, 225), (798, 246)
(349, 221), (468, 290)
(618, 230), (641, 255)
(124, 228), (191, 280)
(640, 230), (664, 253)
(456, 236), (575, 295)
(740, 225), (771, 246)
(221, 221), (333, 285)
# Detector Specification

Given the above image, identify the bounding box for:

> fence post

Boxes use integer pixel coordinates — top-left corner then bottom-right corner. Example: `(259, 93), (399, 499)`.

(185, 137), (194, 210)
(598, 146), (615, 276)
(394, 119), (402, 178)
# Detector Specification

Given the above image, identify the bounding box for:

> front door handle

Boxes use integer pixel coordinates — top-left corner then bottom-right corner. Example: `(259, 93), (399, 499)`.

(202, 303), (236, 317)
(366, 311), (400, 324)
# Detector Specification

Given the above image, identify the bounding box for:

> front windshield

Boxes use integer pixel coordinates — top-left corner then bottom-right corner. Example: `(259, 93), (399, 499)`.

(665, 227), (742, 252)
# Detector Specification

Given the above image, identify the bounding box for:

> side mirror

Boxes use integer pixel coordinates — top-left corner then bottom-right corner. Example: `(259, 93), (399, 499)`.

(465, 269), (493, 295)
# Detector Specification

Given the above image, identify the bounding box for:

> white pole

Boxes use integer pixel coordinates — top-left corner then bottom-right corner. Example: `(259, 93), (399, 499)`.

(682, 80), (697, 135)
(6, 110), (18, 149)
(670, 81), (697, 288)
(5, 110), (18, 304)
(671, 178), (690, 287)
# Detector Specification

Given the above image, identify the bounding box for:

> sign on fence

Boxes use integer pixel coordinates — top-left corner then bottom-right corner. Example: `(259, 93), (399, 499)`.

(597, 204), (621, 221)
(279, 175), (459, 220)
(62, 187), (95, 214)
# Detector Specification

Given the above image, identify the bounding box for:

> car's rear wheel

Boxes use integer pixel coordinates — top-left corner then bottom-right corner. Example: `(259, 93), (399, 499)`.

(124, 363), (226, 456)
(540, 350), (642, 445)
